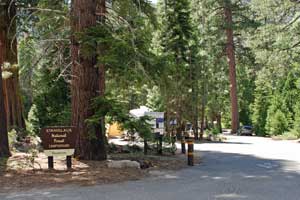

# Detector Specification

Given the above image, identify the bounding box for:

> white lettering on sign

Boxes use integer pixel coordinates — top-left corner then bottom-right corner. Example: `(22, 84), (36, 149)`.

(46, 128), (72, 133)
(51, 133), (67, 138)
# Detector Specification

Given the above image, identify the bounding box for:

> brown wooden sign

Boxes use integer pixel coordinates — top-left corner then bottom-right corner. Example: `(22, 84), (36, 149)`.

(41, 127), (76, 150)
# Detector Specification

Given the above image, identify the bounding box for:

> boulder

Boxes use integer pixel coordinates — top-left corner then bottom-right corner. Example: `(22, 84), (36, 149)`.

(107, 160), (140, 169)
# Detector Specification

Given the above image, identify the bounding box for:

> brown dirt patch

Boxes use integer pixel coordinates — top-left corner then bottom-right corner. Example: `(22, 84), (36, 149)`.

(0, 151), (199, 193)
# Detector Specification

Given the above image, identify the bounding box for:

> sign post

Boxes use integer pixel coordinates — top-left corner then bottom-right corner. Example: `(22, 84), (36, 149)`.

(187, 138), (194, 166)
(48, 156), (54, 169)
(41, 127), (76, 170)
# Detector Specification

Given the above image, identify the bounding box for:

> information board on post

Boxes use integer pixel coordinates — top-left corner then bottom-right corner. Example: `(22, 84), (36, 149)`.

(41, 127), (76, 158)
(145, 112), (164, 135)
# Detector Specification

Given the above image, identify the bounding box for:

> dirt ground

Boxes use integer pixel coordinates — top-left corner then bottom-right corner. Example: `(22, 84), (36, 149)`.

(0, 151), (199, 193)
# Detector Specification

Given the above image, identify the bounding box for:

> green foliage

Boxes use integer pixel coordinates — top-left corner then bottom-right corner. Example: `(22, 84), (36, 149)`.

(282, 69), (300, 118)
(251, 75), (271, 136)
(8, 129), (18, 151)
(146, 86), (164, 111)
(28, 67), (71, 134)
(18, 0), (71, 135)
(272, 131), (299, 141)
(18, 38), (37, 115)
(27, 104), (40, 134)
(123, 116), (154, 141)
(292, 102), (300, 136)
(266, 109), (289, 136)
(88, 96), (153, 141)
(211, 127), (220, 135)
(14, 0), (300, 142)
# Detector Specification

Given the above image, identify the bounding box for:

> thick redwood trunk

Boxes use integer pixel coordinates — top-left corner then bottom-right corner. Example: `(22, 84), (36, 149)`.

(1, 0), (17, 65)
(0, 29), (10, 157)
(224, 0), (239, 134)
(2, 67), (26, 130)
(98, 0), (108, 148)
(71, 0), (107, 160)
(1, 0), (25, 131)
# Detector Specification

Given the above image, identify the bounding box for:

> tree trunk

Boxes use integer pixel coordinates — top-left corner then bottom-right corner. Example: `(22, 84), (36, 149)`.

(97, 0), (108, 149)
(71, 0), (107, 160)
(200, 98), (205, 140)
(224, 0), (239, 134)
(205, 116), (209, 130)
(191, 66), (199, 140)
(2, 67), (26, 130)
(216, 113), (222, 133)
(1, 0), (17, 65)
(1, 0), (25, 131)
(0, 28), (10, 158)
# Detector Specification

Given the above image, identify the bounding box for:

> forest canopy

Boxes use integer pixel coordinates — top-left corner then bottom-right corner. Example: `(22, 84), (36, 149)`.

(1, 0), (300, 159)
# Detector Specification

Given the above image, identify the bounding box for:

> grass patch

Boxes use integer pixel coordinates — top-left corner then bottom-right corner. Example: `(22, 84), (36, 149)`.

(272, 130), (300, 141)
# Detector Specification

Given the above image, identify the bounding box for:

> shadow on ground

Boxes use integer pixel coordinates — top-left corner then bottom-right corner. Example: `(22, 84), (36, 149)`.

(1, 150), (300, 200)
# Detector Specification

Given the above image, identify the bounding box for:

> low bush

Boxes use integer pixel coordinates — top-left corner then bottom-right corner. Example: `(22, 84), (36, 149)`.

(272, 130), (299, 140)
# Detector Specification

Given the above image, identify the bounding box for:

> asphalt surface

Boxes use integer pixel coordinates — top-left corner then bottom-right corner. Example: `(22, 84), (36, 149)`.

(2, 136), (300, 200)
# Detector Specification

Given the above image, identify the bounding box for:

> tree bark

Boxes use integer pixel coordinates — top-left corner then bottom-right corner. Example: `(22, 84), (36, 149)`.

(216, 113), (222, 133)
(71, 0), (107, 160)
(200, 97), (205, 140)
(2, 67), (26, 130)
(0, 28), (10, 158)
(224, 0), (239, 134)
(1, 0), (17, 65)
(1, 0), (25, 131)
(191, 65), (199, 140)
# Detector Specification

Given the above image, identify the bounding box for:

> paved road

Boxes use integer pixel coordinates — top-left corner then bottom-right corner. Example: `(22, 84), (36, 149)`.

(2, 136), (300, 200)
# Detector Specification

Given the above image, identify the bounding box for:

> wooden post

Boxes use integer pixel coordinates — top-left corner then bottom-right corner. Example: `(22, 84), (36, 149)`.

(181, 138), (186, 154)
(157, 135), (163, 155)
(187, 138), (194, 166)
(48, 156), (54, 169)
(144, 140), (148, 155)
(66, 156), (72, 169)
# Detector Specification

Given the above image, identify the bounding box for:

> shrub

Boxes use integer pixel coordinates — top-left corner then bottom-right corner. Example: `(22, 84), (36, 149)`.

(267, 110), (289, 136)
(292, 103), (300, 135)
(211, 127), (220, 135)
(8, 129), (18, 151)
(272, 130), (300, 140)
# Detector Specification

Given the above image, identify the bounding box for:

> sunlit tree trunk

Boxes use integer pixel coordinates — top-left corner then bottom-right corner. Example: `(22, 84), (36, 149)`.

(224, 0), (239, 134)
(71, 0), (107, 160)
